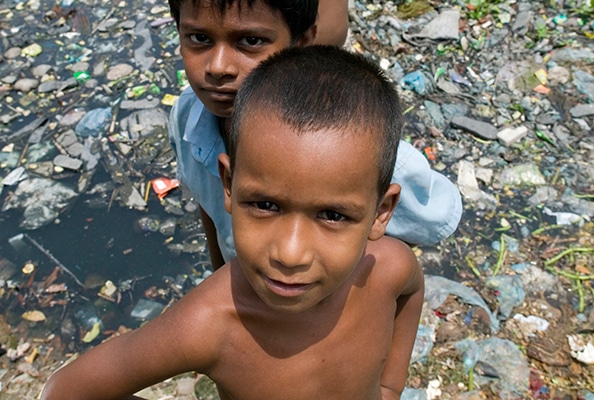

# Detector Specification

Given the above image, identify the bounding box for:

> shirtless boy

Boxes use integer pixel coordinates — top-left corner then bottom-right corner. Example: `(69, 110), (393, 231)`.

(169, 0), (462, 269)
(41, 45), (424, 400)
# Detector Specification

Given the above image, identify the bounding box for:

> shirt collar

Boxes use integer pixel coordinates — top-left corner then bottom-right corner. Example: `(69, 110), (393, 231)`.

(183, 100), (226, 177)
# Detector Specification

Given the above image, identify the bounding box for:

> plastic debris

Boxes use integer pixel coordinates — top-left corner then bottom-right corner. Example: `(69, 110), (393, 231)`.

(1, 0), (593, 397)
(567, 334), (594, 365)
(425, 275), (499, 332)
(485, 275), (526, 319)
(456, 337), (530, 396)
(151, 177), (180, 199)
(401, 70), (434, 95)
(22, 310), (46, 322)
(131, 298), (165, 320)
(75, 107), (113, 138)
(81, 322), (102, 343)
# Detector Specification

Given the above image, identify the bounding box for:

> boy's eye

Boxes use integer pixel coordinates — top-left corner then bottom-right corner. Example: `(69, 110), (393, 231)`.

(254, 201), (278, 211)
(239, 37), (265, 46)
(189, 34), (210, 44)
(319, 210), (347, 222)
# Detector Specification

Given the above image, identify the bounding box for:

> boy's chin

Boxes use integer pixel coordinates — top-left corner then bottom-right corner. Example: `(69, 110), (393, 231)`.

(200, 98), (235, 118)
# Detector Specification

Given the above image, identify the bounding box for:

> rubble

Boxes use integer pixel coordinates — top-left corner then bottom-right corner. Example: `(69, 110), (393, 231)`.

(0, 0), (593, 398)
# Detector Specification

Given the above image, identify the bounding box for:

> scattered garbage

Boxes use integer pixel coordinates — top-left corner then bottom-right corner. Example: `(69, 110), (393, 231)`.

(1, 0), (593, 397)
(456, 337), (530, 396)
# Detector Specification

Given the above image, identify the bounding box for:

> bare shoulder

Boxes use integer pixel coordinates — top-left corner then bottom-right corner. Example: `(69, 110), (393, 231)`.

(365, 236), (423, 296)
(139, 265), (237, 372)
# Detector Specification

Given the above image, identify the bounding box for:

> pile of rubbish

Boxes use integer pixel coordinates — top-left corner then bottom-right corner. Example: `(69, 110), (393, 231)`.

(0, 0), (592, 398)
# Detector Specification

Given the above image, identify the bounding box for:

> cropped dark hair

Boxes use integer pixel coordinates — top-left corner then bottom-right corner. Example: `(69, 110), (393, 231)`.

(230, 45), (403, 198)
(168, 0), (318, 43)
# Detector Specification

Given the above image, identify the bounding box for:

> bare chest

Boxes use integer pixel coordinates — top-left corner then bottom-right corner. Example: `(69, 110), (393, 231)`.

(211, 297), (396, 400)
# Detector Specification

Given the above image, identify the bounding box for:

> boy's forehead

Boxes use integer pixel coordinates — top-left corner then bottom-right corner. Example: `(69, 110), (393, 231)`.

(191, 0), (275, 15)
(238, 109), (380, 147)
(184, 0), (292, 32)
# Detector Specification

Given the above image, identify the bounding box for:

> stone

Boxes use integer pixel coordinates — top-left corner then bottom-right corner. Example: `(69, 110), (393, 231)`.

(31, 64), (52, 77)
(547, 66), (570, 86)
(106, 63), (134, 81)
(53, 154), (83, 171)
(497, 125), (529, 146)
(569, 104), (594, 118)
(4, 47), (22, 59)
(451, 116), (498, 140)
(37, 80), (61, 93)
(13, 78), (39, 93)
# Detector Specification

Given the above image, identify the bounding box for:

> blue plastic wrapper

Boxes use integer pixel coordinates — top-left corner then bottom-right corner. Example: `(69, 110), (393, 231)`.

(400, 70), (434, 95)
(75, 107), (113, 137)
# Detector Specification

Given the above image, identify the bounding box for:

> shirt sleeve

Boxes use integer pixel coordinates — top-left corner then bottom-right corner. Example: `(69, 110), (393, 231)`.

(387, 141), (462, 245)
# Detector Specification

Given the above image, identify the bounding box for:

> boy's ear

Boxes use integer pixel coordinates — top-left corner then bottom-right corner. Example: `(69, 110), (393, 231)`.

(296, 23), (317, 47)
(368, 183), (400, 241)
(218, 153), (233, 214)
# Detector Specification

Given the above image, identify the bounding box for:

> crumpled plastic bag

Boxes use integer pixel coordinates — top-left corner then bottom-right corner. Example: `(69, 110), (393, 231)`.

(425, 275), (499, 332)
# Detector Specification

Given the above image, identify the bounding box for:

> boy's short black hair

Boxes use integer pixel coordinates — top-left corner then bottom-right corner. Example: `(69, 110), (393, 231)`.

(168, 0), (318, 43)
(230, 45), (404, 198)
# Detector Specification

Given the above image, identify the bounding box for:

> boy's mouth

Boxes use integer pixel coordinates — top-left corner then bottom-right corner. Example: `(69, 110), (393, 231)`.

(202, 87), (236, 101)
(264, 276), (313, 297)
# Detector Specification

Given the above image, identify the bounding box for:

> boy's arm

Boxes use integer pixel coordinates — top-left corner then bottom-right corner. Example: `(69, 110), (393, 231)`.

(380, 250), (425, 400)
(200, 206), (225, 270)
(41, 285), (219, 400)
(315, 0), (350, 46)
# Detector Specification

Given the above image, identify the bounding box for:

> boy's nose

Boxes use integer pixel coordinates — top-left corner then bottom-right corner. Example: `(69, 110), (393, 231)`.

(270, 216), (315, 269)
(206, 45), (238, 80)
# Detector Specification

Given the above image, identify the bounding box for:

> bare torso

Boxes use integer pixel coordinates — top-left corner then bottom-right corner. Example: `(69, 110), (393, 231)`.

(194, 240), (405, 400)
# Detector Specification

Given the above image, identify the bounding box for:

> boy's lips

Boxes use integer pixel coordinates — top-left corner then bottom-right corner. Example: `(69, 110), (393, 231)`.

(263, 275), (314, 298)
(202, 88), (236, 102)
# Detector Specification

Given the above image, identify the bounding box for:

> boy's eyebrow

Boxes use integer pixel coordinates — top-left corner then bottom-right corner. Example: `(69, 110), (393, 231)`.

(178, 22), (279, 37)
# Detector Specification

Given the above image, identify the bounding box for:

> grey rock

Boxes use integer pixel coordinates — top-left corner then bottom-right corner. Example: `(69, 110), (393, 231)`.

(59, 110), (87, 127)
(53, 154), (83, 171)
(118, 20), (136, 30)
(451, 116), (498, 140)
(71, 62), (90, 72)
(38, 80), (62, 93)
(120, 98), (161, 110)
(97, 17), (119, 32)
(2, 75), (17, 84)
(535, 113), (559, 125)
(553, 124), (572, 142)
(551, 47), (594, 62)
(528, 186), (558, 206)
(441, 103), (469, 122)
(120, 108), (169, 138)
(512, 10), (532, 34)
(13, 78), (39, 93)
(412, 9), (459, 40)
(31, 64), (52, 77)
(106, 63), (134, 81)
(4, 47), (21, 59)
(436, 79), (461, 94)
(59, 77), (79, 91)
(547, 66), (570, 86)
(497, 126), (528, 146)
(424, 100), (446, 129)
(569, 104), (594, 118)
(573, 70), (594, 102)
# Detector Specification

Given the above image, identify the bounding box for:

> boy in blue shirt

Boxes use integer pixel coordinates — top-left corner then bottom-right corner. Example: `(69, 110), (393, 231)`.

(168, 0), (462, 268)
(42, 44), (424, 400)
